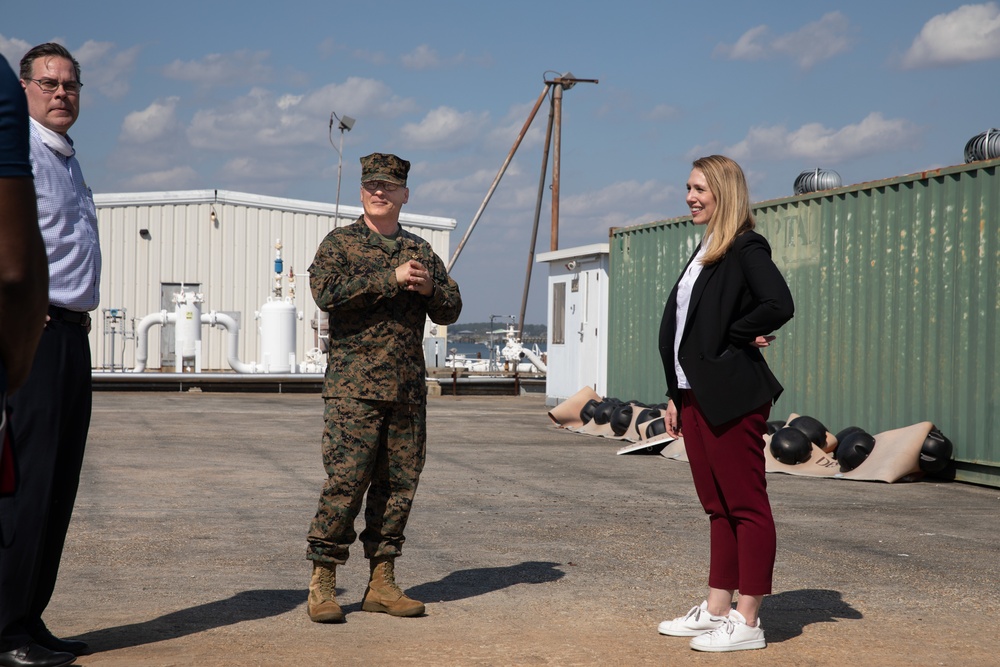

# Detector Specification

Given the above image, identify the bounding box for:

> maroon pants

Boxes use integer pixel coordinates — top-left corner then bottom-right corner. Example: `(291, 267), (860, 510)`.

(679, 390), (775, 595)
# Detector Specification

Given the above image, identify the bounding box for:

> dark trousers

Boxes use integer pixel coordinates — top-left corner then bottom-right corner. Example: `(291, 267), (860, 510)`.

(306, 397), (426, 565)
(0, 320), (92, 650)
(679, 390), (775, 596)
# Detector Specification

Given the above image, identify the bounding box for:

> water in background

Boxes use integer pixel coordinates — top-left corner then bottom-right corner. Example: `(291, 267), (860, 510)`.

(446, 340), (547, 358)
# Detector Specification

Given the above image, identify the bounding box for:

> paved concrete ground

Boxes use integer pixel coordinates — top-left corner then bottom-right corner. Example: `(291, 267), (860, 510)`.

(42, 392), (1000, 666)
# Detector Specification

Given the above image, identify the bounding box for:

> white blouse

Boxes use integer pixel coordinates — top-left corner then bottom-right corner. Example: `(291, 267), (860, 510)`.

(673, 235), (710, 389)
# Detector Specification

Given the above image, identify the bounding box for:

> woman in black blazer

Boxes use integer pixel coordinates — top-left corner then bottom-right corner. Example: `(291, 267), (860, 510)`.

(656, 155), (794, 652)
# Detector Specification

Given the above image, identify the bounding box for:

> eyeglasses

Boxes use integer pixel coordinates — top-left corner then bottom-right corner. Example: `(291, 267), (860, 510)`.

(362, 180), (401, 192)
(27, 78), (83, 95)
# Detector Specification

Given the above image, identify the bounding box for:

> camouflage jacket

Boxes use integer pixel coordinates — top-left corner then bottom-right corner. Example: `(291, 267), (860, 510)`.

(309, 218), (462, 403)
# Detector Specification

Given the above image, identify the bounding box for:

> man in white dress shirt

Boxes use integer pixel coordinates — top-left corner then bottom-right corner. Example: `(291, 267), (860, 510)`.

(0, 42), (101, 667)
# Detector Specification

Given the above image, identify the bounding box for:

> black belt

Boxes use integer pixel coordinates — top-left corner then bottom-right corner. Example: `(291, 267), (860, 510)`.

(48, 305), (91, 328)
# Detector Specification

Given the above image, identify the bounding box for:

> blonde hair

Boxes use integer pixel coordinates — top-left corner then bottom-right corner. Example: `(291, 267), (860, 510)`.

(693, 155), (755, 265)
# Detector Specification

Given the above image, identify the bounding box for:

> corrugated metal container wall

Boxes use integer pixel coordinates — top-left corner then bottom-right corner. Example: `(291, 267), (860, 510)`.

(607, 221), (702, 404)
(609, 158), (1000, 486)
(92, 190), (455, 372)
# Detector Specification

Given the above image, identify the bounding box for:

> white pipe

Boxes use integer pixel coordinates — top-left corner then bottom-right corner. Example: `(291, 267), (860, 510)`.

(519, 348), (547, 373)
(130, 310), (173, 373)
(203, 311), (257, 374)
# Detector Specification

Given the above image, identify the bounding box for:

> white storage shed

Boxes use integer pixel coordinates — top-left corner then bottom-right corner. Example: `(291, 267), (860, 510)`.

(92, 189), (456, 372)
(536, 243), (609, 407)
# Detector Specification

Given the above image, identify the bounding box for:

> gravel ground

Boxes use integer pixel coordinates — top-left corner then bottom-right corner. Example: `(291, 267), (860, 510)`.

(39, 391), (1000, 666)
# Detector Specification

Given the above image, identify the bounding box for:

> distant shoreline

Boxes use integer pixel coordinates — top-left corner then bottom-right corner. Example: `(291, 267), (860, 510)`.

(449, 333), (547, 345)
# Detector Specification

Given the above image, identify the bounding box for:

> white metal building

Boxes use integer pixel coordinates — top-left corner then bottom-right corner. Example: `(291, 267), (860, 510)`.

(536, 243), (609, 406)
(92, 189), (456, 372)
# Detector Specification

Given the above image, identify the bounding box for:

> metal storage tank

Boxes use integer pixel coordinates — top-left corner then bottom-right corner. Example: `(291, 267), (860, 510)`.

(92, 189), (456, 373)
(608, 157), (1000, 487)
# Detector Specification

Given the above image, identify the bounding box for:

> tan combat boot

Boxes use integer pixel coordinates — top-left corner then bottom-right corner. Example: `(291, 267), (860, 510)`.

(307, 561), (345, 623)
(361, 558), (425, 617)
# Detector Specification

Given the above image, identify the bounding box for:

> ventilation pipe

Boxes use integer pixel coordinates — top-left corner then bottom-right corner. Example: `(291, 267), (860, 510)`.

(964, 128), (1000, 163)
(794, 168), (842, 195)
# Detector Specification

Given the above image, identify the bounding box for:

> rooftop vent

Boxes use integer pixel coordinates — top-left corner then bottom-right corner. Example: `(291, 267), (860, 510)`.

(793, 168), (842, 195)
(964, 128), (1000, 163)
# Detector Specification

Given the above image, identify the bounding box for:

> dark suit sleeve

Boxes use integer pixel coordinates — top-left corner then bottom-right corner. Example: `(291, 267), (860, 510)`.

(727, 233), (794, 345)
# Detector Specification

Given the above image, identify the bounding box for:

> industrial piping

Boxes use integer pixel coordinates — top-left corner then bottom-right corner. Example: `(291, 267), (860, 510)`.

(130, 310), (257, 374)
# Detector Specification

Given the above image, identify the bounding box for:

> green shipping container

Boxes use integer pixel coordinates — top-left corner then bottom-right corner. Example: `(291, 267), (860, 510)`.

(608, 157), (1000, 487)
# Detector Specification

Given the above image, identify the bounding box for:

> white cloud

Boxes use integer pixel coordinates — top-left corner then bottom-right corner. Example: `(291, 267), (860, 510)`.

(122, 166), (199, 191)
(418, 164), (522, 208)
(718, 25), (770, 61)
(483, 101), (547, 152)
(560, 180), (677, 238)
(398, 106), (491, 150)
(0, 34), (32, 68)
(714, 12), (854, 70)
(298, 77), (417, 118)
(901, 2), (1000, 68)
(711, 112), (918, 163)
(185, 78), (416, 151)
(277, 94), (303, 110)
(401, 44), (466, 70)
(120, 97), (180, 144)
(219, 156), (296, 181)
(402, 45), (441, 70)
(75, 40), (140, 99)
(187, 88), (280, 149)
(163, 50), (273, 85)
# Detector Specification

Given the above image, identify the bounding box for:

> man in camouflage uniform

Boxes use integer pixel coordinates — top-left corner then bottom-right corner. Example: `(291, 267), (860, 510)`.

(306, 152), (462, 623)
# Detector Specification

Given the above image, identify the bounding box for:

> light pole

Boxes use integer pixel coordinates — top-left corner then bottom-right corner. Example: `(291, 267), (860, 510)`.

(329, 111), (356, 223)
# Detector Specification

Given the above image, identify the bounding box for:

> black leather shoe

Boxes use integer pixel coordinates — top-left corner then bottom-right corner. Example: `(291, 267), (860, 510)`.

(0, 643), (75, 667)
(26, 626), (88, 657)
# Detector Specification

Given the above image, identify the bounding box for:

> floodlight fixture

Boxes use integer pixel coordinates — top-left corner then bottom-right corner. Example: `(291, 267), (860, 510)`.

(330, 111), (357, 223)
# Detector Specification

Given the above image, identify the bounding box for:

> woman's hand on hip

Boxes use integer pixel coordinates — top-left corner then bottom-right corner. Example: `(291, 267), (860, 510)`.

(665, 399), (682, 438)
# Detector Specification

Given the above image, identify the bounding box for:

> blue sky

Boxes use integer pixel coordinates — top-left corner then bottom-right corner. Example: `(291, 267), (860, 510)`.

(4, 1), (1000, 324)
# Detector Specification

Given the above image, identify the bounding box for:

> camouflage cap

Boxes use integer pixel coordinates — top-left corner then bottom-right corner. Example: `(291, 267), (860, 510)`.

(360, 152), (410, 186)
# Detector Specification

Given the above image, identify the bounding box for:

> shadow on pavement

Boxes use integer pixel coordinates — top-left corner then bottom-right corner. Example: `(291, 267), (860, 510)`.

(763, 588), (863, 642)
(405, 561), (565, 604)
(72, 589), (303, 651)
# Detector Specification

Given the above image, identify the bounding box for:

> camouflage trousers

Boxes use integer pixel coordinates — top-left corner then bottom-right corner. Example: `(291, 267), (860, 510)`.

(306, 397), (426, 565)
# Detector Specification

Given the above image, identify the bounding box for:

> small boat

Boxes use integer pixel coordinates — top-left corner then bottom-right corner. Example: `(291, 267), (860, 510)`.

(446, 324), (546, 374)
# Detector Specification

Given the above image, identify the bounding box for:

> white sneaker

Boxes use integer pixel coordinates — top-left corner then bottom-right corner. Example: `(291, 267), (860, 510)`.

(689, 609), (766, 652)
(657, 601), (729, 637)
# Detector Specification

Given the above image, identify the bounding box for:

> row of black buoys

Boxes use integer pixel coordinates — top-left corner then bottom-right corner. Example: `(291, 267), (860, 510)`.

(833, 425), (954, 474)
(769, 415), (831, 465)
(578, 396), (668, 439)
(771, 415), (876, 472)
(770, 414), (955, 475)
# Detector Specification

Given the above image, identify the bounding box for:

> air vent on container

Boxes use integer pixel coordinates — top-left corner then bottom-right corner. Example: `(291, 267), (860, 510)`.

(964, 128), (1000, 163)
(793, 168), (842, 195)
